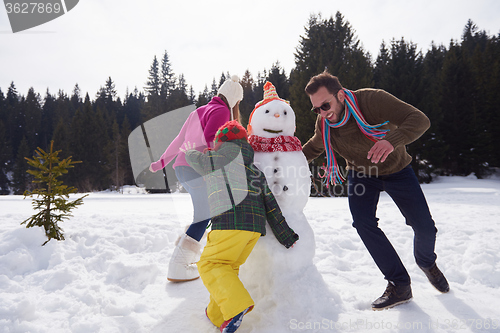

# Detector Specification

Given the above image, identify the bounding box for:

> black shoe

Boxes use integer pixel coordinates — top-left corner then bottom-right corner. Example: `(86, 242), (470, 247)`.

(420, 263), (450, 293)
(371, 282), (412, 311)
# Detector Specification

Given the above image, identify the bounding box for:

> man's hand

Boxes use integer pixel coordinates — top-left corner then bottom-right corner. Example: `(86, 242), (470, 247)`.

(367, 140), (394, 164)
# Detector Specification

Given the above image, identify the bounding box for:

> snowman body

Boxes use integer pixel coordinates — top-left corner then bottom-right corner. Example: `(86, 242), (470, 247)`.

(239, 97), (340, 332)
(246, 99), (314, 269)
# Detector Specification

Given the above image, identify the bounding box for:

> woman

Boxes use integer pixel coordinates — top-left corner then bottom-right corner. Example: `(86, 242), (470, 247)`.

(150, 75), (243, 282)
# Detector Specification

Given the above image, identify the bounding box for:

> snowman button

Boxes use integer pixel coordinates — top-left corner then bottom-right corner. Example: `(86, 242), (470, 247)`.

(274, 169), (278, 173)
(283, 185), (289, 191)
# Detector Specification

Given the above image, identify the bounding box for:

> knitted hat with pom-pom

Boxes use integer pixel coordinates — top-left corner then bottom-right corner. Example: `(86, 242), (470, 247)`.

(217, 75), (244, 109)
(213, 120), (248, 149)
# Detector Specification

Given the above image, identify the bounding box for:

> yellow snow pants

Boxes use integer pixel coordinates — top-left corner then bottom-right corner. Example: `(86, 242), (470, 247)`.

(197, 230), (259, 327)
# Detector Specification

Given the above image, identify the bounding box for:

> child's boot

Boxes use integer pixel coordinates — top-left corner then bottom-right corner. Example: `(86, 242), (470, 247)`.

(220, 306), (252, 333)
(167, 234), (202, 282)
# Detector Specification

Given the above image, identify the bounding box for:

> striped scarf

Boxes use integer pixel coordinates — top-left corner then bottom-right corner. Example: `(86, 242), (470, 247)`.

(321, 89), (389, 185)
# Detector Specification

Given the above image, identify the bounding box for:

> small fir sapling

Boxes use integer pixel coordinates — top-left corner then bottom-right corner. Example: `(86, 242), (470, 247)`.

(22, 141), (88, 246)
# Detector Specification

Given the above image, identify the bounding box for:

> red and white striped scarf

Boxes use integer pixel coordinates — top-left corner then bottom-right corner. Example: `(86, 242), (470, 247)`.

(249, 135), (302, 152)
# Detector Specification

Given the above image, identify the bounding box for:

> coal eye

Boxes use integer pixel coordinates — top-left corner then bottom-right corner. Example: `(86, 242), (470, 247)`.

(284, 111), (287, 115)
(265, 110), (270, 113)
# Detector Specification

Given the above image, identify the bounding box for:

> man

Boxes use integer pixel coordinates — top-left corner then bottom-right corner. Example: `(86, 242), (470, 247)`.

(302, 71), (449, 310)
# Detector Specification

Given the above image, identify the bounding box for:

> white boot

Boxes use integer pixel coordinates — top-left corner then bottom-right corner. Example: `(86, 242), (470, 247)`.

(167, 234), (203, 282)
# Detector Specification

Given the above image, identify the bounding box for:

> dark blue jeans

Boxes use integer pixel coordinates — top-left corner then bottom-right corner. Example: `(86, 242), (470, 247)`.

(348, 165), (437, 285)
(175, 166), (211, 242)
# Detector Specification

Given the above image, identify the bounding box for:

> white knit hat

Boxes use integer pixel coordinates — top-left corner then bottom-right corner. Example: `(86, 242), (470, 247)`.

(217, 75), (243, 109)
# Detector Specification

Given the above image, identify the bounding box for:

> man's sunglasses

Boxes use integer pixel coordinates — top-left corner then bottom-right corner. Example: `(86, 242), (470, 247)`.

(311, 97), (335, 114)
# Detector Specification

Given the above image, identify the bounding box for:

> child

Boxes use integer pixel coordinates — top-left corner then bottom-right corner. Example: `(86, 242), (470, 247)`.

(149, 76), (243, 282)
(185, 120), (298, 333)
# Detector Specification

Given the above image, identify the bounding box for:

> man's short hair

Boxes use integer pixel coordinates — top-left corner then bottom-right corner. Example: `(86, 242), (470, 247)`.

(305, 71), (343, 96)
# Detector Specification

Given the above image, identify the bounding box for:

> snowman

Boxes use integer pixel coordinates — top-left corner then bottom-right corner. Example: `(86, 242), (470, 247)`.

(239, 82), (340, 332)
(246, 82), (315, 269)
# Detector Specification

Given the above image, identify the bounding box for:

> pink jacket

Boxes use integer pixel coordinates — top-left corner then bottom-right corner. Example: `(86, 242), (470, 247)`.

(150, 97), (231, 172)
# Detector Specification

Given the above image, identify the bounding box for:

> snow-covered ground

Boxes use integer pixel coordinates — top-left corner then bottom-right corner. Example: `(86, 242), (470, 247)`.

(1, 175), (499, 333)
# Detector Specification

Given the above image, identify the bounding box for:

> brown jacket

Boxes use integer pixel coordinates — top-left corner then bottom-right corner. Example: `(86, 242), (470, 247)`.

(302, 89), (430, 176)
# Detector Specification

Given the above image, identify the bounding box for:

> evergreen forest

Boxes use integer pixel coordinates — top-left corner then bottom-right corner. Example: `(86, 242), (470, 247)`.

(1, 12), (499, 195)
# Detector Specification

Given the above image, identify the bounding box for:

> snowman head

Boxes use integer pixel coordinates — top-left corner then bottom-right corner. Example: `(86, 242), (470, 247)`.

(247, 82), (296, 138)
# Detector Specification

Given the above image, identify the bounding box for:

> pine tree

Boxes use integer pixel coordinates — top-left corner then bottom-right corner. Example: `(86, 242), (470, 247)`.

(120, 116), (135, 185)
(52, 118), (71, 155)
(440, 41), (475, 175)
(0, 120), (12, 194)
(23, 87), (43, 153)
(145, 56), (161, 97)
(239, 70), (256, 126)
(22, 141), (88, 246)
(210, 77), (218, 99)
(54, 90), (72, 129)
(93, 106), (112, 190)
(461, 21), (499, 176)
(105, 77), (117, 101)
(373, 41), (390, 88)
(6, 82), (22, 157)
(41, 89), (56, 150)
(0, 87), (5, 123)
(267, 61), (290, 100)
(188, 85), (196, 104)
(375, 38), (424, 105)
(160, 50), (176, 98)
(69, 99), (94, 191)
(254, 71), (266, 103)
(177, 74), (187, 93)
(102, 76), (123, 126)
(144, 56), (162, 119)
(123, 87), (144, 130)
(166, 74), (190, 110)
(70, 84), (82, 111)
(482, 34), (500, 168)
(13, 136), (31, 194)
(107, 119), (128, 191)
(196, 85), (210, 107)
(218, 72), (227, 89)
(419, 42), (448, 180)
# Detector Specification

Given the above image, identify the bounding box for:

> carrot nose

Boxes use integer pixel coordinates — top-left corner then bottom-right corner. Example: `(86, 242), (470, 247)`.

(274, 113), (280, 118)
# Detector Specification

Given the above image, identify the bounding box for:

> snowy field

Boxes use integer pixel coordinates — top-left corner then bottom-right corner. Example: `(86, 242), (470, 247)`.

(1, 175), (500, 333)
